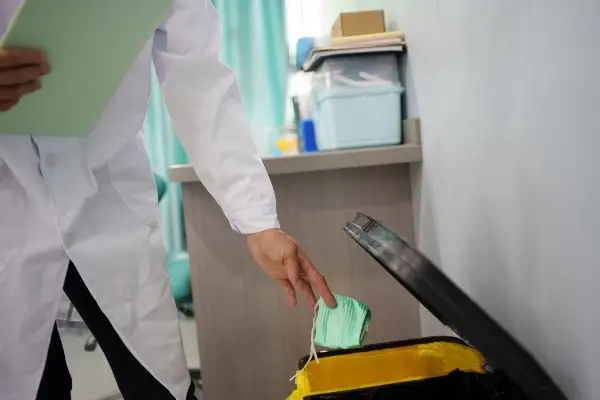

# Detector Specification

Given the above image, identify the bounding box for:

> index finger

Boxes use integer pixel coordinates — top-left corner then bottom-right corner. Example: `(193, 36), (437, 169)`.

(0, 49), (47, 68)
(299, 252), (337, 308)
(284, 252), (317, 308)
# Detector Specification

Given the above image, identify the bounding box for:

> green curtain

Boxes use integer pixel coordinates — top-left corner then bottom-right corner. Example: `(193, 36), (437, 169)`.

(212, 0), (289, 149)
(144, 0), (288, 252)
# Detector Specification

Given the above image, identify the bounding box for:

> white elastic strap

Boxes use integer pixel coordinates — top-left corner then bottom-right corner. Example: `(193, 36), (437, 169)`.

(290, 302), (320, 381)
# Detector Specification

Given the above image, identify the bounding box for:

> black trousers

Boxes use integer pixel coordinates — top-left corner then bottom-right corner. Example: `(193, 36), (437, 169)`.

(36, 262), (197, 400)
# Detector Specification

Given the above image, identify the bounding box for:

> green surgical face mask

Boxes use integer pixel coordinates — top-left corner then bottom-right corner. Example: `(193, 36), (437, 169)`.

(314, 294), (371, 350)
(290, 294), (371, 381)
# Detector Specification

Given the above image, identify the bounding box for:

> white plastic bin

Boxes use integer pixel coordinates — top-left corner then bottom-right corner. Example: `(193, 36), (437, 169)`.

(312, 82), (404, 151)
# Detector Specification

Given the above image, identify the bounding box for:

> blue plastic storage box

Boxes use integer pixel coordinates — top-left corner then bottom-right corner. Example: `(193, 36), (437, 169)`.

(312, 82), (405, 151)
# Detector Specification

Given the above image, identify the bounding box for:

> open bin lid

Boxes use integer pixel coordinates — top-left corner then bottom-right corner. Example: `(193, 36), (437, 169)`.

(343, 213), (567, 400)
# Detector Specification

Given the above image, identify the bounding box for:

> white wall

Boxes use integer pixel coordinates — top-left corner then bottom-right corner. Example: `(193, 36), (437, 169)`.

(300, 1), (600, 399)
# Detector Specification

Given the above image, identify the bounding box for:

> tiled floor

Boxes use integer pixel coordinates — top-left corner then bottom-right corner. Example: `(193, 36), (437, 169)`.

(61, 319), (201, 400)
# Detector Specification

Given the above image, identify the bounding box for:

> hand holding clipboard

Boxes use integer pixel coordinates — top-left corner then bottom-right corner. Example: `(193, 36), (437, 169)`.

(0, 48), (50, 112)
(0, 0), (172, 137)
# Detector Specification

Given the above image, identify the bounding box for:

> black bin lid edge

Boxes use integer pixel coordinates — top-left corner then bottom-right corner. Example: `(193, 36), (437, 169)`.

(342, 212), (568, 400)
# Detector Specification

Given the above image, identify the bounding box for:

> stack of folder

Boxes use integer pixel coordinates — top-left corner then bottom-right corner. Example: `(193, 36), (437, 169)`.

(302, 31), (405, 72)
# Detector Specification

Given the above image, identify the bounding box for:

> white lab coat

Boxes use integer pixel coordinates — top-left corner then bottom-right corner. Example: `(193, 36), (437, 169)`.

(0, 0), (278, 399)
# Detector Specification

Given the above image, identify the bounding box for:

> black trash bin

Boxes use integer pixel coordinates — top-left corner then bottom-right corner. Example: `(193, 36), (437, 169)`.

(287, 213), (567, 400)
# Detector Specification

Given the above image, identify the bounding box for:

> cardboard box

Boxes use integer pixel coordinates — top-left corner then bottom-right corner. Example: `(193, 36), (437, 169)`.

(332, 10), (385, 37)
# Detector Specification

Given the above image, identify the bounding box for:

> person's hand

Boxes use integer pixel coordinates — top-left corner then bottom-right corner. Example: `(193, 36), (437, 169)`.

(0, 48), (50, 112)
(247, 229), (336, 310)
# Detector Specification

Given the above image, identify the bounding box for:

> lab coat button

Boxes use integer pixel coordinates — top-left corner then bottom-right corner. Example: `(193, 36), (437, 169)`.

(45, 154), (57, 169)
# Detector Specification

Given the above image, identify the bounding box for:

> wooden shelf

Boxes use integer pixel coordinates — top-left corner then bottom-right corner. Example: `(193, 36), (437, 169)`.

(170, 144), (422, 183)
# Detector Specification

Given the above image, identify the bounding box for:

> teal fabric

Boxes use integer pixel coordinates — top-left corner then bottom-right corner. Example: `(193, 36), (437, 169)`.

(167, 252), (193, 305)
(211, 0), (289, 151)
(315, 294), (371, 350)
(153, 172), (167, 202)
(145, 1), (289, 251)
(153, 170), (192, 305)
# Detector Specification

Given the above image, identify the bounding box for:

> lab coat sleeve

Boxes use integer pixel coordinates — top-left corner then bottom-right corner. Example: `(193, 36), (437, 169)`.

(151, 0), (279, 234)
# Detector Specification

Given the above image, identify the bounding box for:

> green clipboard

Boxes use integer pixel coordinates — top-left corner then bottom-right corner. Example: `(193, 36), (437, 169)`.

(0, 0), (173, 137)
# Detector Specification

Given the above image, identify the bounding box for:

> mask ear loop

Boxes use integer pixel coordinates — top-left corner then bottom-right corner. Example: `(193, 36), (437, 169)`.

(290, 301), (321, 381)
